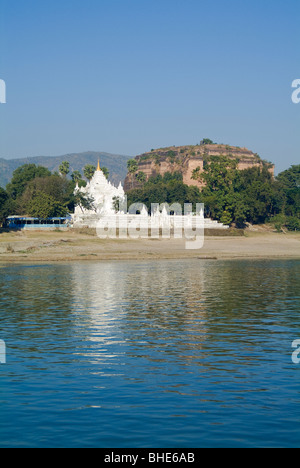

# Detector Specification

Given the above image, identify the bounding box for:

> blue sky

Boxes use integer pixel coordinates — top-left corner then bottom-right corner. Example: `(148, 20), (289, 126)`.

(0, 0), (299, 173)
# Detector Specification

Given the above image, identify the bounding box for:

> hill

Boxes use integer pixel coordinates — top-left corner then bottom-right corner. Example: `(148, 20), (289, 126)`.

(124, 143), (275, 191)
(0, 151), (131, 188)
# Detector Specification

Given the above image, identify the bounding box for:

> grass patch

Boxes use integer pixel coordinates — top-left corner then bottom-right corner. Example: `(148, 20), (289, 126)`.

(204, 228), (245, 237)
(73, 228), (97, 237)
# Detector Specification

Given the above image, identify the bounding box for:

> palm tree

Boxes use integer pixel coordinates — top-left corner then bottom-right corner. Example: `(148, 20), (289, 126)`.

(127, 159), (138, 173)
(84, 165), (96, 183)
(136, 171), (147, 185)
(71, 170), (82, 186)
(59, 161), (70, 177)
(127, 159), (138, 188)
(101, 167), (109, 180)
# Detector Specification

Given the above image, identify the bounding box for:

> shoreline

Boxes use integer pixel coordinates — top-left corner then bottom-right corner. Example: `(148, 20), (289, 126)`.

(0, 229), (299, 264)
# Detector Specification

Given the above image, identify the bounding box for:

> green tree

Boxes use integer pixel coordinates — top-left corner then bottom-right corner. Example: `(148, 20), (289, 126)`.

(127, 159), (138, 173)
(6, 164), (52, 199)
(127, 159), (139, 189)
(275, 165), (300, 220)
(73, 192), (95, 213)
(101, 167), (110, 180)
(136, 171), (147, 184)
(232, 197), (249, 228)
(194, 156), (238, 192)
(233, 166), (276, 224)
(191, 156), (279, 226)
(0, 187), (9, 225)
(126, 178), (203, 213)
(71, 170), (82, 185)
(286, 217), (300, 231)
(19, 175), (72, 214)
(27, 192), (68, 219)
(59, 161), (70, 177)
(84, 164), (96, 182)
(285, 188), (300, 218)
(21, 174), (88, 215)
(192, 156), (238, 223)
(220, 211), (232, 225)
(201, 138), (215, 145)
(277, 165), (300, 189)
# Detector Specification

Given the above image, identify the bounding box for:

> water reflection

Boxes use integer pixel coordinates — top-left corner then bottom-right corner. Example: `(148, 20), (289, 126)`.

(0, 260), (300, 447)
(68, 260), (300, 365)
(70, 261), (208, 363)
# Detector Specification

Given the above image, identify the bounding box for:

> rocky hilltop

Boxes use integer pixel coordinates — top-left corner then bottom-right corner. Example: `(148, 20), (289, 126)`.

(124, 143), (275, 191)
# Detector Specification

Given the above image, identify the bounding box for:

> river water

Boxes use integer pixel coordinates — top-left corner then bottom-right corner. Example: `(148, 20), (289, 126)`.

(0, 259), (299, 447)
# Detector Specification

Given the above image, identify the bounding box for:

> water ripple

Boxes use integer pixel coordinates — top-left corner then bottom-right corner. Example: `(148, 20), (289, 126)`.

(0, 259), (299, 447)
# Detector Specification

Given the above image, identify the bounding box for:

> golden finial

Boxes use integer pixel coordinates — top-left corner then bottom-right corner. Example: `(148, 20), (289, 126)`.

(97, 159), (101, 171)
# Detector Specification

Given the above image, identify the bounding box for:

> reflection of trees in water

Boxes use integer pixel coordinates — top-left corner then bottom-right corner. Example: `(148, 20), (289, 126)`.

(0, 265), (75, 356)
(3, 260), (299, 371)
(200, 260), (300, 340)
(0, 265), (74, 322)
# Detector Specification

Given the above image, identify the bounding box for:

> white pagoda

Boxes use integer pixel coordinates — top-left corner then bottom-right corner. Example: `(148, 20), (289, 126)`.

(72, 159), (229, 232)
(72, 160), (126, 227)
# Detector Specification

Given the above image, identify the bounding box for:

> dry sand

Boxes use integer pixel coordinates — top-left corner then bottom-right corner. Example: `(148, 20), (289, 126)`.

(0, 228), (299, 263)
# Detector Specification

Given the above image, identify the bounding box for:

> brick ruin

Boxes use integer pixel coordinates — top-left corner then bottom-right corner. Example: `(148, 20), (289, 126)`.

(124, 144), (275, 191)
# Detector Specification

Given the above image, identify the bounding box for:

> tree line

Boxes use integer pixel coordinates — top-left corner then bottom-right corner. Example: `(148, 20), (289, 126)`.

(0, 157), (299, 231)
(0, 162), (109, 223)
(126, 157), (300, 230)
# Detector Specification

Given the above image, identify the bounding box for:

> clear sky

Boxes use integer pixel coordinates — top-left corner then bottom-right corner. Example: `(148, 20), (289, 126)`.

(0, 0), (299, 173)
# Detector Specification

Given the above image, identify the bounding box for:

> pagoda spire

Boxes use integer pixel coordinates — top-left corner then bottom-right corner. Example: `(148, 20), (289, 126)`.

(97, 159), (101, 171)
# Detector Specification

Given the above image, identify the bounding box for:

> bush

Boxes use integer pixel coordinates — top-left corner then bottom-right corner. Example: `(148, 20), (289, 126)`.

(268, 213), (286, 229)
(220, 211), (232, 226)
(286, 217), (300, 231)
(167, 151), (176, 163)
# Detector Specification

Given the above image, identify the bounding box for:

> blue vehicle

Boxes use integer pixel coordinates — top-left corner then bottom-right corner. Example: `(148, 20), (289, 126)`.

(4, 216), (72, 230)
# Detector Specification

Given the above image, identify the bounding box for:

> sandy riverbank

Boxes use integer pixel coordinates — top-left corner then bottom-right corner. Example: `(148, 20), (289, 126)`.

(0, 228), (299, 263)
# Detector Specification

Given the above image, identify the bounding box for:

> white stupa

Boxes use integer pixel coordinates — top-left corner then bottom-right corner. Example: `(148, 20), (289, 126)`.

(72, 160), (126, 227)
(72, 159), (229, 232)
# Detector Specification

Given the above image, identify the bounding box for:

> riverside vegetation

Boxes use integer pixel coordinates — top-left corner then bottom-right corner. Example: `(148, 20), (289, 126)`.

(126, 156), (299, 230)
(0, 146), (299, 232)
(0, 162), (109, 224)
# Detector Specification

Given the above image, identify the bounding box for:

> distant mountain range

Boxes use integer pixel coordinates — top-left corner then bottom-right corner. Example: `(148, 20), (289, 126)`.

(0, 151), (131, 188)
